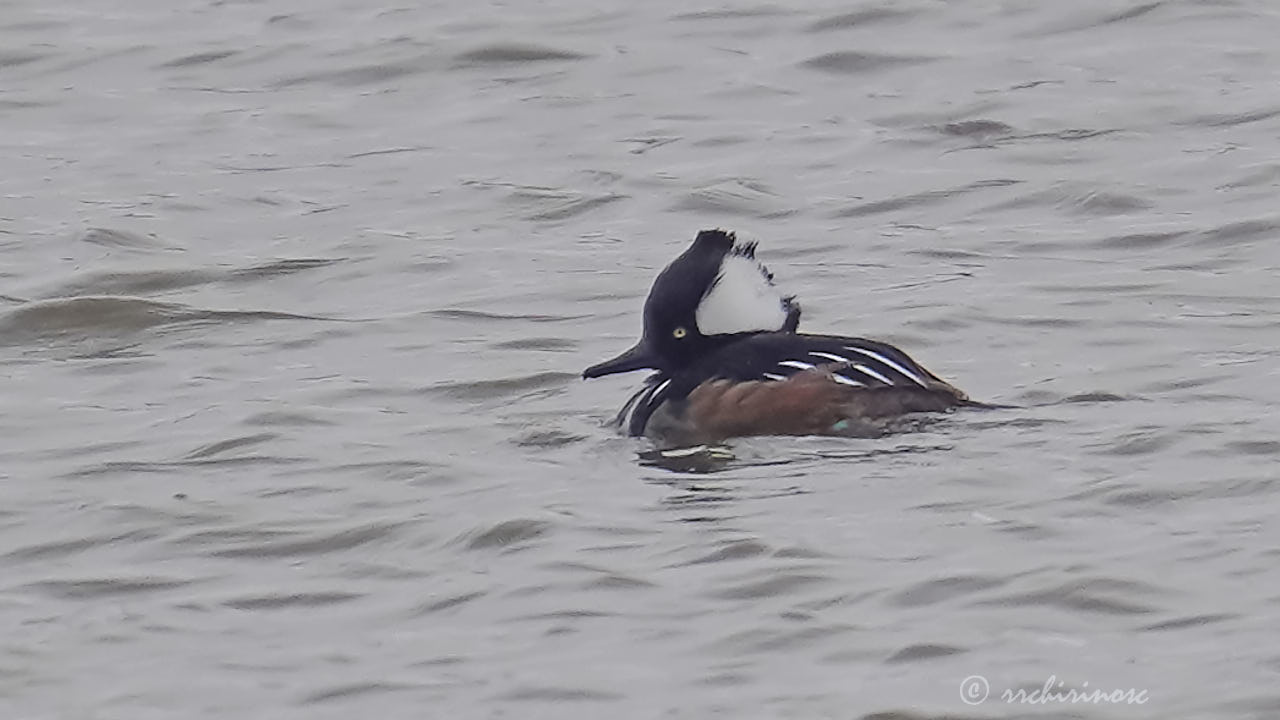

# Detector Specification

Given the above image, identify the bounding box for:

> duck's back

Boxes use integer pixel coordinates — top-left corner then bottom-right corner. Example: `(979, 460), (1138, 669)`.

(625, 332), (970, 443)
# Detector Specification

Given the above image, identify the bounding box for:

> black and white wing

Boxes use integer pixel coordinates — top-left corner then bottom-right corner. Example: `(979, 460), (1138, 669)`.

(614, 372), (674, 437)
(615, 334), (955, 437)
(675, 333), (949, 394)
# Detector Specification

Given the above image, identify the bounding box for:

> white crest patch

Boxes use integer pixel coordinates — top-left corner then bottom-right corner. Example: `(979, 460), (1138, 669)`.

(694, 251), (788, 335)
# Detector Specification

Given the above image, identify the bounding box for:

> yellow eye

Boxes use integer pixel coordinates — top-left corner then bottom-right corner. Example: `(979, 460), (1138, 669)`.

(672, 326), (687, 339)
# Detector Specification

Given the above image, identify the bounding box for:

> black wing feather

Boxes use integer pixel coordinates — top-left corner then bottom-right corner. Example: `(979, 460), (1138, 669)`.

(617, 334), (947, 437)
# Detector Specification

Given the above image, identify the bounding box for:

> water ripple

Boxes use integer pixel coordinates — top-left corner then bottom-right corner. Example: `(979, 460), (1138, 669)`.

(223, 591), (363, 610)
(0, 296), (330, 347)
(799, 51), (936, 74)
(21, 576), (196, 600)
(806, 8), (914, 32)
(461, 519), (552, 551)
(202, 522), (405, 559)
(977, 578), (1164, 615)
(454, 44), (588, 66)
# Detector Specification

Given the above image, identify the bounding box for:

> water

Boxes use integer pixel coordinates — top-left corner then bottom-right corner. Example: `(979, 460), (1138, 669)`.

(4, 0), (1280, 718)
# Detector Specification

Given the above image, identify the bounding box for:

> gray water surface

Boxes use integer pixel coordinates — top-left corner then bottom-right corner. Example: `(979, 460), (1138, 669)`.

(4, 1), (1280, 718)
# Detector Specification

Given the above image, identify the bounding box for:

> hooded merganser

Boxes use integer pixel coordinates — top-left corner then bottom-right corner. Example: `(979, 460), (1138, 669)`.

(583, 229), (976, 444)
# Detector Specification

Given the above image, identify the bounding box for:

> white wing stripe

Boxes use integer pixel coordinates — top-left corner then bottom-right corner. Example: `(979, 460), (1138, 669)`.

(808, 351), (851, 363)
(762, 372), (786, 381)
(777, 360), (815, 371)
(830, 373), (866, 387)
(853, 363), (893, 385)
(842, 345), (927, 386)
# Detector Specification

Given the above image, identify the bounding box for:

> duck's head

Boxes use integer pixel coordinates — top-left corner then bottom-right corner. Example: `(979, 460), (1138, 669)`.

(583, 229), (800, 378)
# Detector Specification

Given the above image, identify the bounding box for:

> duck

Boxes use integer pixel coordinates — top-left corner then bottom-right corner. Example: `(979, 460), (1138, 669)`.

(583, 229), (980, 444)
